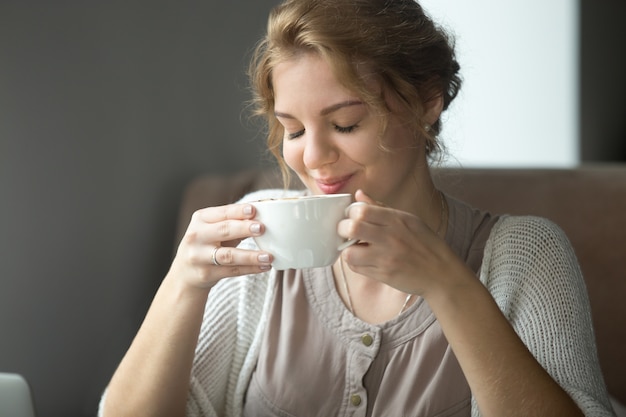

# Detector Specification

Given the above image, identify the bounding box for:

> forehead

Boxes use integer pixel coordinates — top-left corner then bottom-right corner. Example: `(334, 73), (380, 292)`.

(273, 54), (359, 109)
(273, 53), (387, 108)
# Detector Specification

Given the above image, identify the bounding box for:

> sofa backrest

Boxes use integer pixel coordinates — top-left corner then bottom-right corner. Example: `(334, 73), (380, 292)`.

(176, 165), (626, 404)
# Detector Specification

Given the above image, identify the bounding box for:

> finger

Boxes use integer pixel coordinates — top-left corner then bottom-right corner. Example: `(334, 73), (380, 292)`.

(192, 203), (256, 225)
(211, 246), (272, 268)
(185, 245), (272, 273)
(342, 239), (411, 276)
(174, 243), (273, 287)
(339, 216), (392, 246)
(341, 245), (379, 271)
(181, 218), (265, 250)
(354, 189), (378, 205)
(210, 218), (265, 243)
(343, 201), (401, 228)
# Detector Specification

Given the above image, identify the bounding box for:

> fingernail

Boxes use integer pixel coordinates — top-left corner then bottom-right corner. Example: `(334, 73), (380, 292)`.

(259, 264), (271, 271)
(250, 223), (261, 234)
(258, 253), (270, 263)
(243, 205), (253, 215)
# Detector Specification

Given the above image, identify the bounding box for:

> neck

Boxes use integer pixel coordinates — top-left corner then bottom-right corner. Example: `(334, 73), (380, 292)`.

(334, 257), (417, 323)
(386, 163), (444, 236)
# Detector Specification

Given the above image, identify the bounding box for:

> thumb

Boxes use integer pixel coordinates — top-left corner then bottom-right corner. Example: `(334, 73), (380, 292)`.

(355, 189), (382, 206)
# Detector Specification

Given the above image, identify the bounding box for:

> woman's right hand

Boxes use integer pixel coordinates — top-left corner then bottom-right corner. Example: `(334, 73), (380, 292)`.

(102, 202), (271, 417)
(170, 202), (272, 289)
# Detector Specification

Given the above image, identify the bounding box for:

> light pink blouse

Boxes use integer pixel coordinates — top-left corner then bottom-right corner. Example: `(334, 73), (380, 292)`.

(243, 196), (498, 417)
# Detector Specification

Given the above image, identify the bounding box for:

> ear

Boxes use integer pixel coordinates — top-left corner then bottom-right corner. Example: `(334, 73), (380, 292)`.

(424, 95), (444, 126)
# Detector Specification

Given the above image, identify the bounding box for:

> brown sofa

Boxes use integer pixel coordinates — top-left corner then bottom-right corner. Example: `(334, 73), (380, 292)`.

(176, 165), (626, 408)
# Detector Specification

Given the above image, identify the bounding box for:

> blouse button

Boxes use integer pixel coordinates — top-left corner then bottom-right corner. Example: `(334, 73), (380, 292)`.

(361, 334), (373, 346)
(350, 394), (362, 406)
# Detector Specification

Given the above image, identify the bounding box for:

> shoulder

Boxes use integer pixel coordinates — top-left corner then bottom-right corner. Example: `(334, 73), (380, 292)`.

(487, 215), (574, 259)
(492, 214), (567, 238)
(481, 215), (582, 297)
(482, 215), (584, 307)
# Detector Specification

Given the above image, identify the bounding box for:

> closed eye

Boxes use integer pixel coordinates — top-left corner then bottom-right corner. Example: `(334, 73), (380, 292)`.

(335, 124), (357, 134)
(287, 129), (305, 140)
(285, 124), (357, 140)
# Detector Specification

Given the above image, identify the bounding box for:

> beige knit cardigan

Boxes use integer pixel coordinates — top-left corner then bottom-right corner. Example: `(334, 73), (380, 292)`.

(99, 188), (614, 416)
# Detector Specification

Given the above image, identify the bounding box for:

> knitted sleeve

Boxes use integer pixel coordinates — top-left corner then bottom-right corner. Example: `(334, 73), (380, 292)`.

(473, 216), (614, 416)
(186, 269), (276, 417)
(186, 188), (304, 417)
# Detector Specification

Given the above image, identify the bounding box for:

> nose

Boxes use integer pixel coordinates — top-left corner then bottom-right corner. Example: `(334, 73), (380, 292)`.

(302, 130), (339, 169)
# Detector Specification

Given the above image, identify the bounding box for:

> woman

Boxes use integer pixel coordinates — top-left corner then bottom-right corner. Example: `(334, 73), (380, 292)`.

(100, 0), (614, 416)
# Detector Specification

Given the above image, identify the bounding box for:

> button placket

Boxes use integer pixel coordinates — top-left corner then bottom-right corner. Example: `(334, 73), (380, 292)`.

(361, 333), (374, 347)
(346, 388), (367, 416)
(344, 327), (380, 416)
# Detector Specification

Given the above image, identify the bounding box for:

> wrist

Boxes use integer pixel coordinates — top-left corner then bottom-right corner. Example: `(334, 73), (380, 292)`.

(421, 261), (483, 312)
(162, 266), (212, 306)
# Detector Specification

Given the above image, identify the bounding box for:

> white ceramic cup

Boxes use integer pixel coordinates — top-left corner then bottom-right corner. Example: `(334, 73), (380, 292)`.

(251, 194), (355, 270)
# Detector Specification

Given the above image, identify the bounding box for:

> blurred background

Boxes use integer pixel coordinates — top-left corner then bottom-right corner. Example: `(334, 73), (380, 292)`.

(1, 1), (624, 416)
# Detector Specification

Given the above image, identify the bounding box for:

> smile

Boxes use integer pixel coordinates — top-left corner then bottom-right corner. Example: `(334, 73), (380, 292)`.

(314, 175), (353, 194)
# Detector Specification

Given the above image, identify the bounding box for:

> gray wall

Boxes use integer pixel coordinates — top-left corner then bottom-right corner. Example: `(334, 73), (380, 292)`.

(0, 1), (278, 416)
(1, 1), (624, 417)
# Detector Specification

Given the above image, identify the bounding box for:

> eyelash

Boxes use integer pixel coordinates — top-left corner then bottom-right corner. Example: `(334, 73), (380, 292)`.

(287, 129), (305, 140)
(286, 124), (358, 140)
(335, 124), (357, 134)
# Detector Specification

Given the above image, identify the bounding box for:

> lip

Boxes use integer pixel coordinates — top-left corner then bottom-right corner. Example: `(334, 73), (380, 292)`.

(314, 174), (353, 194)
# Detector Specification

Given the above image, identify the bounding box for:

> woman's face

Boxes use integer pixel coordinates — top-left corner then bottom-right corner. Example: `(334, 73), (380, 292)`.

(272, 53), (425, 207)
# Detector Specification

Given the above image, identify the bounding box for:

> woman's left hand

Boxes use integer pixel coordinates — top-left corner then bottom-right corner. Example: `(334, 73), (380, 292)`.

(337, 189), (468, 297)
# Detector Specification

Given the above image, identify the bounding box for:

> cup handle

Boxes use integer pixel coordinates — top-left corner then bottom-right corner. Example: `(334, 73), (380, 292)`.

(337, 201), (368, 251)
(337, 238), (358, 251)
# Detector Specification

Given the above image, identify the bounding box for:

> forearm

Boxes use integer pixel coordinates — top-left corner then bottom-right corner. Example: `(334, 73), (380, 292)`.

(102, 272), (210, 417)
(426, 265), (584, 417)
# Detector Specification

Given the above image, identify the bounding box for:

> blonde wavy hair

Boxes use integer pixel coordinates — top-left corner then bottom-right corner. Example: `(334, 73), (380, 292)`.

(248, 0), (461, 184)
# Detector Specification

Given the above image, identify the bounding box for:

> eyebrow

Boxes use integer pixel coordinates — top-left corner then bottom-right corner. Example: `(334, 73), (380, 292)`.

(274, 100), (363, 119)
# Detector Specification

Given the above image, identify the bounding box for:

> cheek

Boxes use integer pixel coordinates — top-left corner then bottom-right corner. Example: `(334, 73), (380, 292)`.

(282, 141), (303, 172)
(344, 138), (386, 167)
